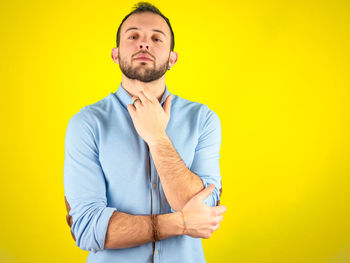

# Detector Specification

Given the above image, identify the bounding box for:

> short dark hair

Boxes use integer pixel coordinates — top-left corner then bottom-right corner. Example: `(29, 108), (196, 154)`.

(116, 2), (175, 51)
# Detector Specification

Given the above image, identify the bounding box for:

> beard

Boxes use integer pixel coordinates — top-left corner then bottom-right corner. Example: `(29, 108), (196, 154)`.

(118, 51), (170, 83)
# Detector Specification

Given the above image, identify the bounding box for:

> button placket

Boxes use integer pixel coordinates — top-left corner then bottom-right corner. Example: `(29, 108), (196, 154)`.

(147, 144), (155, 262)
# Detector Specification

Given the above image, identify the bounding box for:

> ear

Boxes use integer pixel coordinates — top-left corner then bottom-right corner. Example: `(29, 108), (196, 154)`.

(168, 51), (178, 70)
(111, 47), (119, 64)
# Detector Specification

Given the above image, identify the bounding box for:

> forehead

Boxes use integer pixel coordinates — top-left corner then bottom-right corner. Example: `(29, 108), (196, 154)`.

(121, 12), (170, 37)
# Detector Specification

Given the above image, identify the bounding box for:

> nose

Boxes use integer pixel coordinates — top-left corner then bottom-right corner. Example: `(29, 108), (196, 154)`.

(139, 43), (149, 50)
(138, 35), (150, 50)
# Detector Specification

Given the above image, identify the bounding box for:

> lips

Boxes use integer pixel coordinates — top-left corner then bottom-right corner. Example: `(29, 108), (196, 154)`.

(135, 57), (152, 61)
(134, 54), (153, 61)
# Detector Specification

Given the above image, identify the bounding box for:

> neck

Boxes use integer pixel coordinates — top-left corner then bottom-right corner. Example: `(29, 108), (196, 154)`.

(121, 75), (166, 102)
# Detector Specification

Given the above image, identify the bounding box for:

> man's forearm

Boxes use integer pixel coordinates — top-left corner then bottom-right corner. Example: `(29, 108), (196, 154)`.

(148, 135), (205, 212)
(104, 211), (183, 249)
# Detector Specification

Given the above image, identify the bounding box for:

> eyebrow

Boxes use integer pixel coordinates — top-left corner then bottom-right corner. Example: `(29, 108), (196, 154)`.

(124, 27), (167, 38)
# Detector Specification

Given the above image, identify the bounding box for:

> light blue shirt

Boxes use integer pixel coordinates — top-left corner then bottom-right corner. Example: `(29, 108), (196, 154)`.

(63, 82), (222, 263)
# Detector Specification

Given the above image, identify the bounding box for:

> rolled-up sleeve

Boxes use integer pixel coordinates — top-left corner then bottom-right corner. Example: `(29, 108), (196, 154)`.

(190, 105), (222, 207)
(63, 108), (116, 253)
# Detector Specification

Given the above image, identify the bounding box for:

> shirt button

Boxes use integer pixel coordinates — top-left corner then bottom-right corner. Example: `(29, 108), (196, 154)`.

(153, 183), (156, 189)
(156, 250), (159, 255)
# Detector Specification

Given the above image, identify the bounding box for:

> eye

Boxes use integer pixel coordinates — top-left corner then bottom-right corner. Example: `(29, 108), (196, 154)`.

(128, 35), (137, 40)
(154, 38), (161, 42)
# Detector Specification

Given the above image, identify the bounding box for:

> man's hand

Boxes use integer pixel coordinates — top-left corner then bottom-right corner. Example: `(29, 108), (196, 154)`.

(182, 184), (226, 239)
(127, 83), (172, 145)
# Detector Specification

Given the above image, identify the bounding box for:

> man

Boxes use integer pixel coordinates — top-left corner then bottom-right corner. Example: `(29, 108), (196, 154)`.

(64, 2), (226, 262)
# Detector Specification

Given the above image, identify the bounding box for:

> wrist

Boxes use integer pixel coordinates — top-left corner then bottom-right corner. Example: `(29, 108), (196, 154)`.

(147, 133), (170, 148)
(174, 211), (185, 236)
(179, 210), (187, 236)
(157, 212), (184, 240)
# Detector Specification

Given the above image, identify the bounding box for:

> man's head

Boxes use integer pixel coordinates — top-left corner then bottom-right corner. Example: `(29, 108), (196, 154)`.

(111, 2), (178, 83)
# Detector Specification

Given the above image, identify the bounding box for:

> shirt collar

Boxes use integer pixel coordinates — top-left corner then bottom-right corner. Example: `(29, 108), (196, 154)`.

(115, 82), (172, 109)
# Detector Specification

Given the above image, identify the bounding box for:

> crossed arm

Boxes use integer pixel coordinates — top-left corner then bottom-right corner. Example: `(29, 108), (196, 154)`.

(64, 105), (223, 250)
(64, 134), (222, 249)
(148, 136), (206, 211)
(64, 196), (184, 249)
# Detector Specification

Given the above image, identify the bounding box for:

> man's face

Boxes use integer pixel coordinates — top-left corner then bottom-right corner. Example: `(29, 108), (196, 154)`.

(112, 12), (177, 83)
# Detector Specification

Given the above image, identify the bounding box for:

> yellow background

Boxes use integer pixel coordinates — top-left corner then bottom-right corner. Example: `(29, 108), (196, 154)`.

(1, 0), (349, 262)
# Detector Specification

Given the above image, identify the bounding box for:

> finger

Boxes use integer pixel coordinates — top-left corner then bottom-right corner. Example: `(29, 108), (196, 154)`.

(131, 96), (141, 108)
(213, 205), (227, 215)
(213, 224), (220, 231)
(142, 89), (157, 103)
(196, 184), (215, 202)
(163, 94), (172, 116)
(217, 215), (224, 223)
(127, 104), (136, 116)
(139, 89), (154, 102)
(137, 90), (151, 104)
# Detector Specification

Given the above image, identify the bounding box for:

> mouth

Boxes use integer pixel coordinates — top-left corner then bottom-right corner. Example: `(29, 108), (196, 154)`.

(134, 52), (154, 61)
(134, 57), (153, 61)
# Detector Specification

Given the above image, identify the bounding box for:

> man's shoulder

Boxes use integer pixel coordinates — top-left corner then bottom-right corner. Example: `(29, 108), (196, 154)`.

(67, 93), (114, 128)
(173, 94), (207, 112)
(174, 94), (219, 120)
(85, 92), (115, 116)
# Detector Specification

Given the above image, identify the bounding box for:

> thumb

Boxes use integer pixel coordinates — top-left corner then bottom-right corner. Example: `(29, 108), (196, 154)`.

(163, 95), (172, 115)
(196, 184), (215, 202)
